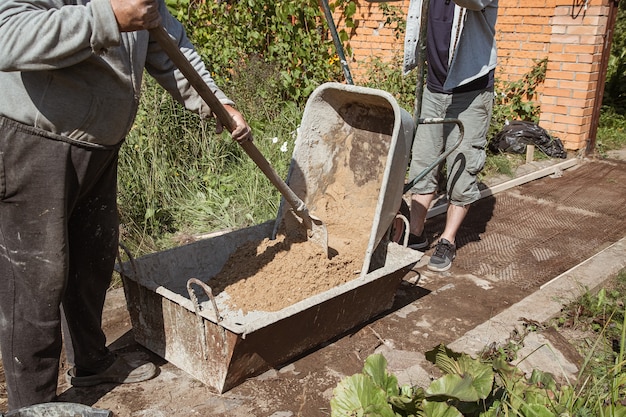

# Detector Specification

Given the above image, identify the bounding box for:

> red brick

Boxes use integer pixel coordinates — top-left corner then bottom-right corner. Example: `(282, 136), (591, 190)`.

(543, 86), (574, 98)
(550, 70), (576, 82)
(527, 33), (552, 44)
(572, 89), (597, 100)
(540, 104), (568, 115)
(555, 96), (593, 108)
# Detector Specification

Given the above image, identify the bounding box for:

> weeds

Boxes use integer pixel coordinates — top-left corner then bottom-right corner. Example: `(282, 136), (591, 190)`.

(118, 66), (300, 255)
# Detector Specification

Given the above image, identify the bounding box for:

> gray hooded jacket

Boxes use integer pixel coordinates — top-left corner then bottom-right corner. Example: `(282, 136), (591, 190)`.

(0, 0), (233, 147)
(403, 0), (498, 91)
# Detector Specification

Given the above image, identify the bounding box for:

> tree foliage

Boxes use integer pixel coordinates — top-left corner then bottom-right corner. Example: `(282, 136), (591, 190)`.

(604, 0), (626, 114)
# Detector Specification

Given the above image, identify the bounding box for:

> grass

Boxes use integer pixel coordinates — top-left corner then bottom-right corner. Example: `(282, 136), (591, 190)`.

(551, 270), (626, 375)
(117, 73), (300, 256)
(596, 106), (626, 157)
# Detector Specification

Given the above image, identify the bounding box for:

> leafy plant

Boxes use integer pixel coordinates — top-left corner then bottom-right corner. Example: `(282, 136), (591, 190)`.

(362, 56), (417, 112)
(331, 346), (497, 417)
(378, 2), (407, 40)
(604, 0), (626, 115)
(489, 57), (548, 143)
(596, 106), (626, 156)
(331, 313), (626, 417)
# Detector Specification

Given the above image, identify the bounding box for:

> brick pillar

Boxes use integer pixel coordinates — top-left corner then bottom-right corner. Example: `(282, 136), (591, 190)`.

(496, 0), (553, 80)
(540, 0), (609, 150)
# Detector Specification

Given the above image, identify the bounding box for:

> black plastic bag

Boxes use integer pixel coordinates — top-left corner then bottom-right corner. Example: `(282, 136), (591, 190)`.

(491, 121), (567, 159)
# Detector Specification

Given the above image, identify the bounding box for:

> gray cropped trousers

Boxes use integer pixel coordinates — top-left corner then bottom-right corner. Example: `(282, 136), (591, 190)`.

(408, 86), (494, 206)
(0, 117), (119, 410)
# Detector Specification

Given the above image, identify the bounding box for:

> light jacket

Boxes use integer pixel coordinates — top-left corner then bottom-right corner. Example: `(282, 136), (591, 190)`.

(403, 0), (498, 91)
(0, 0), (233, 147)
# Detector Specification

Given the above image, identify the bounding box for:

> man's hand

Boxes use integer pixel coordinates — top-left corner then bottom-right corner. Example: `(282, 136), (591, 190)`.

(110, 0), (162, 32)
(216, 105), (252, 143)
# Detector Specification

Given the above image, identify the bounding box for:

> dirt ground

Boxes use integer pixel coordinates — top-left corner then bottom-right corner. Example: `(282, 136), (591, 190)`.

(1, 154), (626, 416)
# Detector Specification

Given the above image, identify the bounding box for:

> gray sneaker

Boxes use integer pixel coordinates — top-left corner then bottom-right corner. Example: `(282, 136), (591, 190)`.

(428, 238), (456, 272)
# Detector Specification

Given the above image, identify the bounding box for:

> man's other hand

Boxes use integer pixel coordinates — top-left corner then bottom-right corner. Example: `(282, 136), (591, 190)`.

(110, 0), (162, 32)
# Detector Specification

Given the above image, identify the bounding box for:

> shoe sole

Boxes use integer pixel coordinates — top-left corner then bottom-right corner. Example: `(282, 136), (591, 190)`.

(427, 262), (452, 272)
(408, 242), (429, 251)
(68, 361), (157, 387)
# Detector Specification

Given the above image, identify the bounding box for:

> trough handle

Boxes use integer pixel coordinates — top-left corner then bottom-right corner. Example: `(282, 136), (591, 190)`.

(116, 242), (140, 281)
(186, 278), (223, 323)
(186, 278), (227, 359)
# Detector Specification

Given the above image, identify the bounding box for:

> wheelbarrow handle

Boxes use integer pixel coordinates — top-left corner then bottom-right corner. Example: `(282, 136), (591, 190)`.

(149, 25), (311, 224)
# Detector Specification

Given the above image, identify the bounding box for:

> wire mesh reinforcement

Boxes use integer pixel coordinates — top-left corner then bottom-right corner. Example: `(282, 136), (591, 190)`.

(424, 159), (626, 289)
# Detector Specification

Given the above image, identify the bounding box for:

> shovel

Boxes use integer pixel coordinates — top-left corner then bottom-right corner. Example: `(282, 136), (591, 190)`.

(149, 25), (329, 257)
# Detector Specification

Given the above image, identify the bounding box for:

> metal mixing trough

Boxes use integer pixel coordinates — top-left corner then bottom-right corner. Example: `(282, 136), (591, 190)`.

(117, 83), (419, 393)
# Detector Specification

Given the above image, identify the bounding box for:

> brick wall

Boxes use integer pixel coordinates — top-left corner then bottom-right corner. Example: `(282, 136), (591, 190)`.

(333, 0), (613, 150)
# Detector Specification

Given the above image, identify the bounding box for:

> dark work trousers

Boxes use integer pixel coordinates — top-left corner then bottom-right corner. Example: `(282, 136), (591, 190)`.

(0, 117), (120, 410)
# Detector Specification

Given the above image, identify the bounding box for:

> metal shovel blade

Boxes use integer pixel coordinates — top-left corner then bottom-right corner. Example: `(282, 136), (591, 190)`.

(296, 208), (328, 252)
(149, 25), (329, 257)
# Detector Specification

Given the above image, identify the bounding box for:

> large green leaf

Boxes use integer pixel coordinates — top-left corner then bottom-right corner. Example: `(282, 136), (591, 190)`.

(330, 374), (395, 417)
(604, 405), (626, 417)
(422, 400), (463, 417)
(362, 354), (400, 397)
(426, 371), (493, 402)
(389, 386), (425, 415)
(424, 347), (494, 401)
(519, 403), (555, 417)
(425, 345), (463, 375)
(457, 355), (494, 391)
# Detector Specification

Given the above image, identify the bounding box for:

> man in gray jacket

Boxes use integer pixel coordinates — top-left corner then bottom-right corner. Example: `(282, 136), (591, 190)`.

(0, 0), (250, 411)
(402, 0), (498, 272)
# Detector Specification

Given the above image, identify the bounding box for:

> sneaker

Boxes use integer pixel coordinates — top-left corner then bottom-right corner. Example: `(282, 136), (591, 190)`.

(67, 355), (157, 387)
(427, 238), (456, 272)
(407, 233), (429, 250)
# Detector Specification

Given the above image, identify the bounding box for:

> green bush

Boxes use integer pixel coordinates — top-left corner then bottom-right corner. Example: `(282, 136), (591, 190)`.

(603, 0), (626, 115)
(166, 0), (343, 102)
(596, 106), (626, 155)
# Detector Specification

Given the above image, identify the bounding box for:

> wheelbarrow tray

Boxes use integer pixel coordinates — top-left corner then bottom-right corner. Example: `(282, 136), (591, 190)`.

(275, 82), (414, 274)
(118, 221), (420, 393)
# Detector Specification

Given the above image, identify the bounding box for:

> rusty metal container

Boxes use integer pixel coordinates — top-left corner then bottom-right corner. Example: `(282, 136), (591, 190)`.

(117, 83), (419, 393)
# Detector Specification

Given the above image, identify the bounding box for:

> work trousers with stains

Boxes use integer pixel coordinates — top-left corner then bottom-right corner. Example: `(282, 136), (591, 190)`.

(0, 117), (119, 411)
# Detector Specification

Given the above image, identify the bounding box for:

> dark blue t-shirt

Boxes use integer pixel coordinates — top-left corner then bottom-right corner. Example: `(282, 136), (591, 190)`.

(426, 0), (493, 94)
